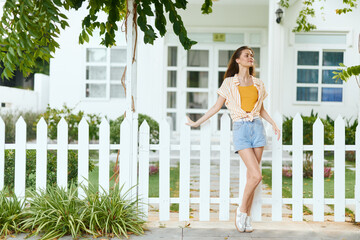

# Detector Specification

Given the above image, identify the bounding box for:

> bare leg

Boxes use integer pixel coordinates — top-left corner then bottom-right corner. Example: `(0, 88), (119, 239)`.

(245, 147), (264, 216)
(238, 148), (262, 213)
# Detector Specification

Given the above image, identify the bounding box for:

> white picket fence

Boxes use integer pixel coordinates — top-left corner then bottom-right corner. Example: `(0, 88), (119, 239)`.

(0, 113), (359, 223)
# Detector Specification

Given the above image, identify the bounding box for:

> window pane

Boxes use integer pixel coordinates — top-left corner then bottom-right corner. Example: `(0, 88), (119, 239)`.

(86, 49), (106, 62)
(86, 66), (106, 80)
(187, 50), (209, 67)
(323, 52), (343, 66)
(296, 87), (318, 101)
(86, 84), (106, 98)
(252, 47), (260, 67)
(187, 92), (208, 109)
(167, 92), (176, 108)
(218, 72), (227, 109)
(110, 84), (125, 98)
(167, 71), (177, 87)
(110, 67), (125, 81)
(295, 34), (346, 44)
(321, 88), (342, 102)
(249, 33), (261, 45)
(218, 71), (225, 87)
(187, 71), (208, 88)
(167, 112), (176, 131)
(218, 50), (233, 67)
(297, 51), (319, 66)
(297, 69), (318, 83)
(322, 70), (343, 84)
(168, 47), (177, 66)
(110, 49), (126, 63)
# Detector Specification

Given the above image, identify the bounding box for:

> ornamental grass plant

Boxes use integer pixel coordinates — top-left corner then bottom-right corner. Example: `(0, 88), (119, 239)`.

(19, 183), (146, 240)
(20, 184), (91, 240)
(0, 188), (25, 238)
(82, 184), (146, 238)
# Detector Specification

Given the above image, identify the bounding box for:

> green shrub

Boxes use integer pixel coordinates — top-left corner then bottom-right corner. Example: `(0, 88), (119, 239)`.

(82, 184), (145, 238)
(21, 184), (90, 240)
(4, 149), (95, 191)
(282, 110), (334, 161)
(0, 188), (25, 237)
(0, 110), (39, 143)
(345, 118), (358, 162)
(36, 104), (102, 143)
(109, 113), (159, 144)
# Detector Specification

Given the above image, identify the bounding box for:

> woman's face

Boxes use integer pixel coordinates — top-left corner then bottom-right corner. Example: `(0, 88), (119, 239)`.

(235, 49), (254, 68)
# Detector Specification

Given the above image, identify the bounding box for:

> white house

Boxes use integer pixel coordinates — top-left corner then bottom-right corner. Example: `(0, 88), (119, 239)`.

(1, 0), (360, 133)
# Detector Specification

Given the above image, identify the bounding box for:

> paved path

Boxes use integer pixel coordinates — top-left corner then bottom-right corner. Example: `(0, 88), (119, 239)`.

(125, 221), (360, 240)
(10, 221), (360, 239)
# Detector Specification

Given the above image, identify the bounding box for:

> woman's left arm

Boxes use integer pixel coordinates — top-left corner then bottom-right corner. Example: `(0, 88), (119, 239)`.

(260, 104), (281, 141)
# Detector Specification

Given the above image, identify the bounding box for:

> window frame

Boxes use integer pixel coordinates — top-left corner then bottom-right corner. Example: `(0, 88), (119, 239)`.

(84, 47), (127, 100)
(294, 47), (346, 105)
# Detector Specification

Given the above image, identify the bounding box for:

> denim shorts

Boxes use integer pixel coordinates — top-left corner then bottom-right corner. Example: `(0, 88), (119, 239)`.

(233, 118), (267, 154)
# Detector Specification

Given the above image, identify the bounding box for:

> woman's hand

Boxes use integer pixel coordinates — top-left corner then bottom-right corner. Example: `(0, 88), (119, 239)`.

(185, 116), (199, 128)
(272, 123), (281, 141)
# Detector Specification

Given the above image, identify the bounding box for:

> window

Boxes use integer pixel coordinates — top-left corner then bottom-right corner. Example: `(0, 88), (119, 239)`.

(85, 48), (126, 99)
(296, 50), (344, 103)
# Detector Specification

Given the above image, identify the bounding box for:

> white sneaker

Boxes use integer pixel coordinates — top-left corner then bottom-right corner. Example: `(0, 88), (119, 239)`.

(235, 207), (247, 232)
(244, 215), (253, 232)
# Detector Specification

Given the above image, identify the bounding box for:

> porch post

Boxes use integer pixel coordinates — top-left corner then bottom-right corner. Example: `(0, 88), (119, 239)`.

(125, 0), (138, 199)
(267, 0), (285, 116)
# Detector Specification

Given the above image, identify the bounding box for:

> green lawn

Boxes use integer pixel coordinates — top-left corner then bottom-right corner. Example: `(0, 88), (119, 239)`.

(262, 168), (355, 199)
(89, 163), (180, 198)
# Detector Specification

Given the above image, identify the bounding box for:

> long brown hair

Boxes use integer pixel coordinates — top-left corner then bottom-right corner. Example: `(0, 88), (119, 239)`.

(223, 46), (256, 80)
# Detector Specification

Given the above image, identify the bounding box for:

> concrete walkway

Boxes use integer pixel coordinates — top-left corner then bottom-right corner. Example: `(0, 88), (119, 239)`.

(9, 221), (360, 239)
(124, 221), (360, 240)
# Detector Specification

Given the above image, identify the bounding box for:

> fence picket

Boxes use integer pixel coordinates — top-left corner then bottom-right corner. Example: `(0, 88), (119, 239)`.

(0, 117), (4, 190)
(313, 118), (324, 221)
(99, 118), (110, 194)
(14, 117), (26, 198)
(200, 120), (211, 221)
(179, 117), (190, 221)
(292, 113), (303, 221)
(36, 118), (48, 192)
(272, 112), (283, 221)
(219, 113), (230, 221)
(119, 117), (131, 196)
(355, 118), (360, 222)
(139, 120), (150, 220)
(78, 118), (89, 198)
(57, 118), (68, 189)
(159, 119), (170, 221)
(334, 115), (345, 222)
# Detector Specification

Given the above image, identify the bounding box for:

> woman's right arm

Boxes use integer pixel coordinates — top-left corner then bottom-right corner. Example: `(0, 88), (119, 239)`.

(185, 96), (226, 128)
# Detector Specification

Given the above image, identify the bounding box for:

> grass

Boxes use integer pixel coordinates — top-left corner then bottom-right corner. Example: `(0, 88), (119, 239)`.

(324, 151), (356, 168)
(262, 168), (355, 199)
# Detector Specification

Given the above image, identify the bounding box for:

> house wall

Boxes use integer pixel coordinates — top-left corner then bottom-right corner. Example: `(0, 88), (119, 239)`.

(49, 7), (128, 119)
(0, 86), (38, 112)
(137, 3), (270, 125)
(279, 0), (360, 121)
(49, 2), (270, 125)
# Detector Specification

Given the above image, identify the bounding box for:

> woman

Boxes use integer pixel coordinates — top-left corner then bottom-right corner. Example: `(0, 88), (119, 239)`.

(186, 46), (281, 232)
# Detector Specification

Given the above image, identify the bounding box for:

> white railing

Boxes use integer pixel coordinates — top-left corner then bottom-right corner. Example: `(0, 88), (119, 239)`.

(0, 113), (359, 223)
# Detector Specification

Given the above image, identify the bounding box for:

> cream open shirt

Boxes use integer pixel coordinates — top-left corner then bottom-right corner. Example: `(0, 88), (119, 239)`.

(217, 74), (268, 122)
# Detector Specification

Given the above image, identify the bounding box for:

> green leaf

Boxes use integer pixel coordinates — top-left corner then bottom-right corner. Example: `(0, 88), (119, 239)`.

(173, 20), (181, 35)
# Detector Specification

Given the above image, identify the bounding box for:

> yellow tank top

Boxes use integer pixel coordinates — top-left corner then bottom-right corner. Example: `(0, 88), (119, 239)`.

(238, 85), (258, 112)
